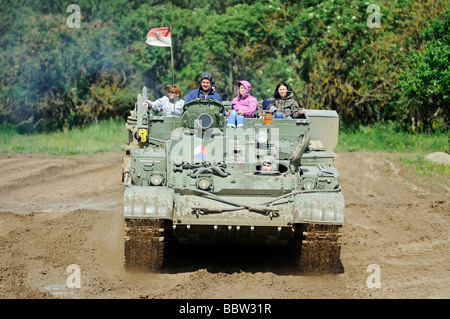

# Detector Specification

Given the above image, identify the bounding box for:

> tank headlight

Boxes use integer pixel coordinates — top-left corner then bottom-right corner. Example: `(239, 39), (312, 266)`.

(197, 178), (211, 190)
(257, 131), (268, 144)
(302, 180), (316, 190)
(150, 173), (164, 186)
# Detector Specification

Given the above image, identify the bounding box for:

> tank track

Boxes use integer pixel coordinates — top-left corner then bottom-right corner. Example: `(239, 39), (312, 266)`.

(293, 224), (342, 274)
(124, 218), (174, 271)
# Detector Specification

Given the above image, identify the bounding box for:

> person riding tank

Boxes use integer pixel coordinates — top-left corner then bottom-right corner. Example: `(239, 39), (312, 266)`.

(142, 84), (184, 117)
(257, 81), (306, 119)
(226, 80), (257, 128)
(184, 71), (222, 105)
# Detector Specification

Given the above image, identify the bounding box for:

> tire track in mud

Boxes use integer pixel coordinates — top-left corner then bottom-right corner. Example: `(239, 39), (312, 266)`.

(0, 152), (123, 214)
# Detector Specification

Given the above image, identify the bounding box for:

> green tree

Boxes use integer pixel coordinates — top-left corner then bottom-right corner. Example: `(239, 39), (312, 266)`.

(1, 0), (448, 133)
(395, 7), (449, 132)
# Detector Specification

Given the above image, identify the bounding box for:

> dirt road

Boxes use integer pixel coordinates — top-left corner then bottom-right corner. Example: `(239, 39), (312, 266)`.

(0, 151), (448, 299)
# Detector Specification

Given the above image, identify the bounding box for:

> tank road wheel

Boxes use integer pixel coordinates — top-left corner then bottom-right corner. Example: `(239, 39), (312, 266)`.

(124, 218), (174, 271)
(292, 223), (343, 274)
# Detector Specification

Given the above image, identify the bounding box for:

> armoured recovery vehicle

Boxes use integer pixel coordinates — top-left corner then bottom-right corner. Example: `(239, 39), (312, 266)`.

(122, 87), (344, 273)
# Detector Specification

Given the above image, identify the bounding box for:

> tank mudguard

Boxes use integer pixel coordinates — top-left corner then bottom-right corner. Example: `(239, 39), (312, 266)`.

(293, 192), (345, 225)
(123, 185), (174, 219)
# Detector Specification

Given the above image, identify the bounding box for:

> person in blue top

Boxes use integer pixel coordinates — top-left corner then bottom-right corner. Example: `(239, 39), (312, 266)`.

(184, 71), (222, 105)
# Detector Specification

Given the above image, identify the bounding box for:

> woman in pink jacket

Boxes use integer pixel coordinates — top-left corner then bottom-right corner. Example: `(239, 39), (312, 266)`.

(226, 80), (257, 128)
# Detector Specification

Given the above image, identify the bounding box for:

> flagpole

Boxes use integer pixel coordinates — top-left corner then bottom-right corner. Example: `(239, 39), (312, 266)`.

(146, 25), (174, 84)
(169, 24), (175, 84)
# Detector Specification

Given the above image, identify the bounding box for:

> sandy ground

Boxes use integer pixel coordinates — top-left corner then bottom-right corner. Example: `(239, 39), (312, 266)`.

(0, 150), (448, 299)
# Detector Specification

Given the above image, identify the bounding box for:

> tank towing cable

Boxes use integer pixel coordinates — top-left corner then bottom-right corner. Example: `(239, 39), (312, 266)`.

(174, 186), (342, 219)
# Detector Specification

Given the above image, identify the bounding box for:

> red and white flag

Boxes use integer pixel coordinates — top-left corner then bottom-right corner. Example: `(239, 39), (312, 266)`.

(145, 27), (172, 47)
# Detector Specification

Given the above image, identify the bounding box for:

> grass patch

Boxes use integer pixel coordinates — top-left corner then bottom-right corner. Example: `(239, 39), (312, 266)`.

(393, 154), (450, 193)
(396, 155), (450, 178)
(1, 119), (448, 156)
(336, 122), (449, 154)
(0, 118), (127, 155)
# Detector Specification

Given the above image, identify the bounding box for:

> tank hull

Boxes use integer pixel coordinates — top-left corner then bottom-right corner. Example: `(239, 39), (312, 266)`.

(123, 185), (344, 245)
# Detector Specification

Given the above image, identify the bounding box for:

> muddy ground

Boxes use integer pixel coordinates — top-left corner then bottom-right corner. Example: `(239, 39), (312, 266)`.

(0, 151), (448, 299)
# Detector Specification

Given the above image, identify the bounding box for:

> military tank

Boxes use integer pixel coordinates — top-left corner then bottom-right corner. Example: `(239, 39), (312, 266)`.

(122, 87), (344, 273)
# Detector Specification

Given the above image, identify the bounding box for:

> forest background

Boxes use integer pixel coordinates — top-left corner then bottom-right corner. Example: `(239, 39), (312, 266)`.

(0, 0), (449, 134)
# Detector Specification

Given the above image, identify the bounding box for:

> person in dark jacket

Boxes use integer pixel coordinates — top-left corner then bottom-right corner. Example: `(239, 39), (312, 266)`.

(184, 71), (222, 104)
(257, 81), (306, 119)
